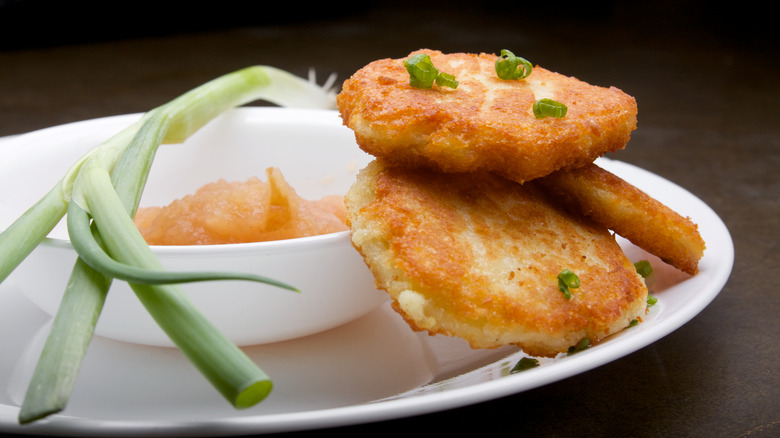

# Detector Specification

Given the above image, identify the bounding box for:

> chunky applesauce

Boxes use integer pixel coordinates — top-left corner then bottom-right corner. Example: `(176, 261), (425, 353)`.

(134, 167), (347, 245)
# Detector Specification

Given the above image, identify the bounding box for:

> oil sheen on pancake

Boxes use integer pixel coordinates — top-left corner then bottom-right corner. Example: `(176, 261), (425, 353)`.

(346, 160), (648, 357)
(338, 49), (638, 184)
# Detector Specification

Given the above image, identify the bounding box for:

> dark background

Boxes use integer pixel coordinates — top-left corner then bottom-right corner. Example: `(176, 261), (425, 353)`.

(0, 1), (774, 51)
(1, 1), (778, 437)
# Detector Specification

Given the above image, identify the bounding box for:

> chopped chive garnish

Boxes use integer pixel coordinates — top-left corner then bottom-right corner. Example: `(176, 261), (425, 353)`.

(647, 295), (658, 307)
(533, 98), (567, 119)
(510, 357), (540, 373)
(629, 319), (639, 327)
(567, 337), (591, 355)
(533, 98), (568, 119)
(435, 71), (459, 89)
(403, 54), (458, 89)
(634, 260), (653, 278)
(557, 269), (580, 300)
(494, 49), (533, 80)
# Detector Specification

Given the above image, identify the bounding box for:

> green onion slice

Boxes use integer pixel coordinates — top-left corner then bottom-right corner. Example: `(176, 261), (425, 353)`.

(634, 260), (653, 278)
(404, 54), (458, 89)
(557, 269), (580, 300)
(77, 150), (275, 411)
(404, 54), (438, 88)
(567, 337), (591, 355)
(495, 49), (533, 80)
(647, 295), (658, 307)
(533, 98), (568, 119)
(510, 357), (540, 373)
(435, 71), (459, 89)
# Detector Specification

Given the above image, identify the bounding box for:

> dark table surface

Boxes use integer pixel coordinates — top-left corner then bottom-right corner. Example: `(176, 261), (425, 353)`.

(1, 2), (778, 437)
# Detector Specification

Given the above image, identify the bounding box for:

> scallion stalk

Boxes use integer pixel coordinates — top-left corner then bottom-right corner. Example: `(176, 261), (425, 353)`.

(7, 65), (337, 424)
(0, 121), (144, 285)
(79, 164), (273, 408)
(67, 201), (299, 288)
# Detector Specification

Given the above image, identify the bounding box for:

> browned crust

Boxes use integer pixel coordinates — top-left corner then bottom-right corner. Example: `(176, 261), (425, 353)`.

(337, 49), (638, 183)
(537, 162), (706, 275)
(346, 160), (648, 357)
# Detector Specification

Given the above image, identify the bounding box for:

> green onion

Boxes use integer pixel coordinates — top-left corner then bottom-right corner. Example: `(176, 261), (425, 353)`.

(16, 123), (146, 424)
(67, 201), (299, 289)
(557, 269), (580, 300)
(533, 98), (568, 119)
(510, 357), (540, 373)
(634, 260), (653, 278)
(0, 123), (146, 286)
(495, 49), (533, 80)
(0, 185), (68, 284)
(7, 65), (336, 424)
(17, 256), (112, 424)
(78, 165), (274, 409)
(647, 295), (658, 307)
(567, 337), (591, 355)
(629, 319), (639, 327)
(403, 54), (458, 89)
(435, 71), (459, 89)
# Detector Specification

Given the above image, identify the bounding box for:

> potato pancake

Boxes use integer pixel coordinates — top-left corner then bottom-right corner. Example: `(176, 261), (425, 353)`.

(338, 49), (638, 183)
(538, 162), (706, 275)
(346, 160), (648, 357)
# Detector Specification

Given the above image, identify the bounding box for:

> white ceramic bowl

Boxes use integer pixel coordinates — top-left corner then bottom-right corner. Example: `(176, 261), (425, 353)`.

(0, 107), (387, 347)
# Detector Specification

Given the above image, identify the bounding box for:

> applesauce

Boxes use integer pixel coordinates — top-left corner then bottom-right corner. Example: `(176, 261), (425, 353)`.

(134, 167), (347, 245)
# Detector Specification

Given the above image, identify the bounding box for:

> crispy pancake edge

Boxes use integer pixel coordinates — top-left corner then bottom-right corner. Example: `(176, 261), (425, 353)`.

(537, 162), (706, 275)
(346, 160), (649, 357)
(337, 49), (638, 183)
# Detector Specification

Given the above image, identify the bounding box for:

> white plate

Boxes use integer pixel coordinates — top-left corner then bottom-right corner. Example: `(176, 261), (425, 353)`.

(0, 121), (733, 436)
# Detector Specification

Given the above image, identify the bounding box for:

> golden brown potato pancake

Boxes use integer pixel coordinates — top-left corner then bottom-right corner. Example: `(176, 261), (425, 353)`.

(338, 49), (638, 184)
(537, 162), (706, 275)
(346, 160), (648, 357)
